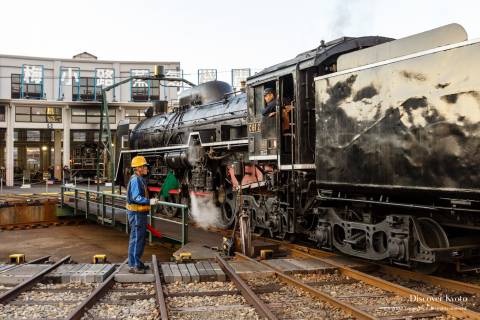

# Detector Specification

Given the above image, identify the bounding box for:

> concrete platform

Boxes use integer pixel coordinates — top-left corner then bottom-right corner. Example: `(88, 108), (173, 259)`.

(114, 263), (155, 283)
(0, 263), (117, 284)
(173, 242), (219, 261)
(0, 264), (51, 284)
(161, 261), (226, 283)
(263, 258), (336, 274)
(48, 263), (115, 283)
(0, 264), (12, 272)
(228, 260), (275, 279)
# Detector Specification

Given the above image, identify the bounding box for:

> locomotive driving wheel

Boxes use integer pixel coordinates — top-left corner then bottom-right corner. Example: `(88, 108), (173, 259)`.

(413, 217), (449, 274)
(157, 195), (178, 218)
(217, 185), (237, 228)
(214, 167), (237, 229)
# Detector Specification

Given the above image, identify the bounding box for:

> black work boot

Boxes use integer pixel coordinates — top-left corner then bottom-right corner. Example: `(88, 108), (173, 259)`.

(129, 267), (145, 274)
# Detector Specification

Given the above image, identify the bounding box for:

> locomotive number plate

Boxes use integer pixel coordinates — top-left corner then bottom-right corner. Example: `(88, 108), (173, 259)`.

(248, 122), (261, 133)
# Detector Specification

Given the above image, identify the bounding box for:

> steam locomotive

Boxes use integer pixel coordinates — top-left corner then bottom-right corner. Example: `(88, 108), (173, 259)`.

(117, 24), (480, 272)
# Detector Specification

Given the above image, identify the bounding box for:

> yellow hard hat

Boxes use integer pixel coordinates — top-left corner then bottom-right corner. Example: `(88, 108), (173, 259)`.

(131, 156), (148, 168)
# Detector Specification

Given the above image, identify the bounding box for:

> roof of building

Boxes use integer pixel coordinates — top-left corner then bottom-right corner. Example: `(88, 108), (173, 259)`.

(72, 52), (98, 60)
(0, 52), (180, 65)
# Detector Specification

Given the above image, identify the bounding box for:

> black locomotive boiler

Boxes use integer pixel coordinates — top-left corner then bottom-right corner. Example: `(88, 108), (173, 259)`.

(117, 24), (480, 272)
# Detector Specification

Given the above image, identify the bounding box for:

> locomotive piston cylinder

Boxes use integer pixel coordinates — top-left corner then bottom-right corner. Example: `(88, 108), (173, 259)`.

(164, 151), (190, 169)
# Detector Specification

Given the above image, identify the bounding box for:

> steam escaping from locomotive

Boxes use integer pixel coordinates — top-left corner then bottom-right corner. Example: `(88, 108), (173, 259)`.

(190, 194), (221, 229)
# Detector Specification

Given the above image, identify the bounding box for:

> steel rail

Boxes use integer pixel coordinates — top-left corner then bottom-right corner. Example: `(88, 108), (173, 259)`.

(214, 254), (278, 320)
(234, 252), (375, 320)
(376, 263), (480, 295)
(27, 255), (52, 264)
(152, 255), (169, 320)
(288, 248), (480, 319)
(66, 259), (127, 320)
(0, 255), (71, 304)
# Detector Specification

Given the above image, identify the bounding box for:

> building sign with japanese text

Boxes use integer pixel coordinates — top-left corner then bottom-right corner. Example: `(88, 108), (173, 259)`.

(130, 69), (150, 88)
(95, 68), (115, 87)
(198, 69), (217, 84)
(231, 68), (251, 91)
(60, 67), (80, 86)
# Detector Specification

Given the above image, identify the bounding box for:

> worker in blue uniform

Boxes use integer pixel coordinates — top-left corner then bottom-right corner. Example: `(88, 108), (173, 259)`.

(126, 155), (158, 274)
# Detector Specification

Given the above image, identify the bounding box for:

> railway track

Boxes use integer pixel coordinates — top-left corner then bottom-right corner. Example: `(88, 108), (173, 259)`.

(159, 252), (477, 320)
(0, 256), (166, 320)
(234, 252), (443, 320)
(0, 248), (478, 319)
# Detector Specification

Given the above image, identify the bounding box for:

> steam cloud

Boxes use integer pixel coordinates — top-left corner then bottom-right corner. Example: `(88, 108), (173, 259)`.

(190, 193), (221, 229)
(329, 0), (352, 38)
(187, 145), (202, 166)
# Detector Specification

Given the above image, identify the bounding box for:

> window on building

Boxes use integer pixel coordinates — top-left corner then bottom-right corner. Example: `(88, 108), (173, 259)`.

(125, 109), (146, 124)
(72, 131), (86, 142)
(73, 77), (103, 101)
(130, 80), (160, 101)
(11, 74), (43, 99)
(24, 83), (42, 99)
(71, 107), (116, 124)
(46, 107), (62, 122)
(0, 105), (6, 122)
(15, 106), (62, 123)
(150, 80), (160, 101)
(27, 130), (40, 142)
(11, 74), (21, 99)
(131, 85), (149, 102)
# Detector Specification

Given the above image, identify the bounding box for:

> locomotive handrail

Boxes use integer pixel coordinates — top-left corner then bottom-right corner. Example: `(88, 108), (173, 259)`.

(60, 185), (189, 246)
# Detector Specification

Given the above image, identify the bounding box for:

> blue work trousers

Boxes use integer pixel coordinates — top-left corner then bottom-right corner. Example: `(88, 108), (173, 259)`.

(127, 211), (148, 268)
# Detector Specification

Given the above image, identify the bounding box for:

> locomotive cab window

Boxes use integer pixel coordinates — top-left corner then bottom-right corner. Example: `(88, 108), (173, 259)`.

(253, 81), (276, 117)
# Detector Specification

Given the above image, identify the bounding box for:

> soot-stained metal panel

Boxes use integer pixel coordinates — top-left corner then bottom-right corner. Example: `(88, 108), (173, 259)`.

(315, 41), (480, 191)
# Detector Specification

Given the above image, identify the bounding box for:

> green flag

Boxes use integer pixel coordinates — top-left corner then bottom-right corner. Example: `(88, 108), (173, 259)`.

(161, 170), (180, 199)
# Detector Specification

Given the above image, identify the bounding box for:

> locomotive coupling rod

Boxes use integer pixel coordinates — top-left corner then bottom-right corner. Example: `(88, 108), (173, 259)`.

(215, 254), (278, 320)
(0, 255), (71, 304)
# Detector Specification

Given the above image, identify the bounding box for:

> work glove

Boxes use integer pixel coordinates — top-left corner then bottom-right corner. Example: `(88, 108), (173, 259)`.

(150, 198), (159, 205)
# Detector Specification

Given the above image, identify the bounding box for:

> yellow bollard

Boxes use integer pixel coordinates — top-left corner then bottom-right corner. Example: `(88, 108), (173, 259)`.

(93, 254), (108, 264)
(260, 249), (273, 260)
(9, 253), (25, 264)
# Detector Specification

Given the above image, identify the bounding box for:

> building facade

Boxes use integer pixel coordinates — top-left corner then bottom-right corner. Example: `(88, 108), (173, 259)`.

(0, 52), (180, 186)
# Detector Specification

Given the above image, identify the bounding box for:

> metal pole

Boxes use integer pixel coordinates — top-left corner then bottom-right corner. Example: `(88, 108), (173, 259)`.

(74, 189), (78, 216)
(60, 186), (64, 209)
(45, 179), (48, 193)
(149, 206), (152, 245)
(111, 194), (115, 226)
(1, 177), (3, 193)
(182, 208), (188, 246)
(87, 177), (90, 190)
(101, 193), (105, 225)
(85, 191), (89, 219)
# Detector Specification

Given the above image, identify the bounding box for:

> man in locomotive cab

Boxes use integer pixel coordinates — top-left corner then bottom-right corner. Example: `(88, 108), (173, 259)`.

(126, 156), (158, 274)
(262, 88), (277, 117)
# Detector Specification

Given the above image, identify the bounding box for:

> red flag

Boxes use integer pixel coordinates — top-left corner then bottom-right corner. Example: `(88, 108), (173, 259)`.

(147, 224), (162, 238)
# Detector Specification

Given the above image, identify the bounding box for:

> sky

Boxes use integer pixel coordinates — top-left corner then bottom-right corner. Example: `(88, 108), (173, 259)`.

(0, 0), (479, 84)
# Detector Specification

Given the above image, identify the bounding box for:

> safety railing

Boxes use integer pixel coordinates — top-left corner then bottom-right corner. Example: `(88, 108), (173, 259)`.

(60, 185), (188, 246)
